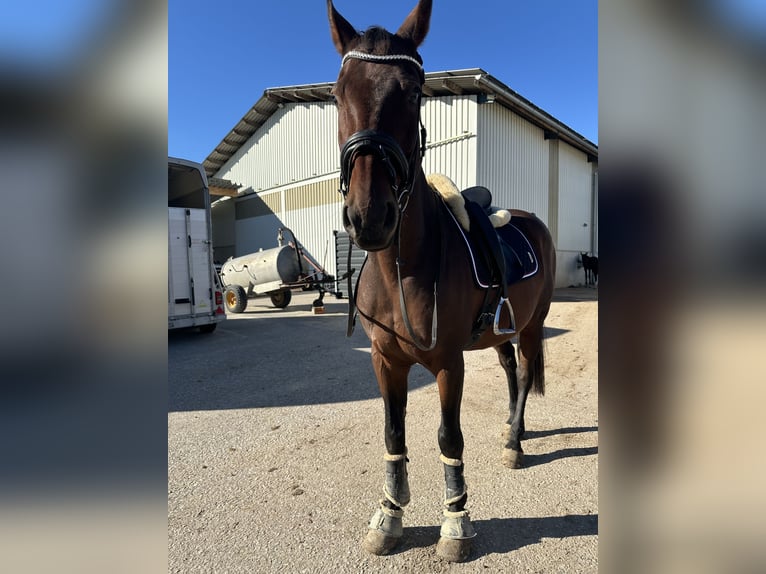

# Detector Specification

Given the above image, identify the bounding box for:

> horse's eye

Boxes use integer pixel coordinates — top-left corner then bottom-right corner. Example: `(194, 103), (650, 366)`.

(408, 88), (421, 105)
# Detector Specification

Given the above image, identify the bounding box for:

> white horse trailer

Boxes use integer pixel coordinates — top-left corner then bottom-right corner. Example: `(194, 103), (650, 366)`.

(168, 157), (226, 332)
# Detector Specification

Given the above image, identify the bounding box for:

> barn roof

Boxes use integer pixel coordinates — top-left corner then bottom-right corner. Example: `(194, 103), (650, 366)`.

(202, 68), (597, 178)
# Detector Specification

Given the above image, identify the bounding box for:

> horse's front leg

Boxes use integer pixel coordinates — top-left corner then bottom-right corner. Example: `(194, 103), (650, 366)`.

(362, 346), (411, 556)
(435, 355), (476, 562)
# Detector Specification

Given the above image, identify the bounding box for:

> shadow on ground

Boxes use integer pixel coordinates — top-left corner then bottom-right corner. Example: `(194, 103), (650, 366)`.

(169, 291), (578, 413)
(524, 426), (599, 439)
(395, 513), (597, 559)
(169, 310), (434, 412)
(523, 446), (598, 468)
(552, 286), (598, 303)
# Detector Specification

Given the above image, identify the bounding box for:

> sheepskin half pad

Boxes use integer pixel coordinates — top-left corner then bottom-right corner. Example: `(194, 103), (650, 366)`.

(426, 174), (510, 231)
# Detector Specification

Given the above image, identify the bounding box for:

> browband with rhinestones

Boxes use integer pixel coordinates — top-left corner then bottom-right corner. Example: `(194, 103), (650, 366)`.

(341, 50), (423, 72)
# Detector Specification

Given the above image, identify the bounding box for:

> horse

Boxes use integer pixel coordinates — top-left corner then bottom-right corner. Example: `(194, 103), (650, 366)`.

(327, 0), (556, 562)
(580, 252), (598, 286)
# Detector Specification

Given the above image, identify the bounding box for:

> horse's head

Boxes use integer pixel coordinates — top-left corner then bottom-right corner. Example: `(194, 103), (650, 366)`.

(327, 0), (432, 251)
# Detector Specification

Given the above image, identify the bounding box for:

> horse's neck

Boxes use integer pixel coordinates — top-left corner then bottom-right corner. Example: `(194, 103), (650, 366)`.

(369, 173), (440, 276)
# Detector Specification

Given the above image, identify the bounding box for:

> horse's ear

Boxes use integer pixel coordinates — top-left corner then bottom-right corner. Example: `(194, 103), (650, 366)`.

(327, 0), (359, 55)
(396, 0), (432, 47)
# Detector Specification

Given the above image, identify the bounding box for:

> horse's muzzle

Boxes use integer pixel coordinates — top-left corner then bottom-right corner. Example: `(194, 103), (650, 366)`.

(343, 199), (398, 251)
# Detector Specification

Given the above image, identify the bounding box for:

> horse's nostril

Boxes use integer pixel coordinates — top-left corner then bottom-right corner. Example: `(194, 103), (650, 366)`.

(343, 204), (362, 232)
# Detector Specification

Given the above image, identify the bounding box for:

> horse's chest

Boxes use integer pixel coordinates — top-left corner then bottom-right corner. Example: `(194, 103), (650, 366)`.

(357, 279), (397, 323)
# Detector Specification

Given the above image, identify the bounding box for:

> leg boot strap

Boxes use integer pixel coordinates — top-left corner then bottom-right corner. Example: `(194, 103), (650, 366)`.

(383, 450), (408, 462)
(383, 456), (411, 507)
(439, 453), (462, 466)
(442, 458), (467, 508)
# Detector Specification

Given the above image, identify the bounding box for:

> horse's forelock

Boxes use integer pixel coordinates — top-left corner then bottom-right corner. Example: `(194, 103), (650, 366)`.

(353, 26), (422, 64)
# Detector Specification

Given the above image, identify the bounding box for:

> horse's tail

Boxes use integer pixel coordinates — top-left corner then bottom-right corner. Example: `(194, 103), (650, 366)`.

(528, 329), (546, 396)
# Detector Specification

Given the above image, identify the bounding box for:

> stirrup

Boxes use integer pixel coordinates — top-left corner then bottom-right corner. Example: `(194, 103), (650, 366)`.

(493, 296), (515, 335)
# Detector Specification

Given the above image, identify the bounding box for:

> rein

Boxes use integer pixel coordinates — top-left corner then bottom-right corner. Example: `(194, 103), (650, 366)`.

(394, 196), (445, 351)
(340, 50), (441, 351)
(347, 195), (445, 352)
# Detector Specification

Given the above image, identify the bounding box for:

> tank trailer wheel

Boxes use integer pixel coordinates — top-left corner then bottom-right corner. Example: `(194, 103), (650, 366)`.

(269, 290), (292, 309)
(224, 285), (247, 313)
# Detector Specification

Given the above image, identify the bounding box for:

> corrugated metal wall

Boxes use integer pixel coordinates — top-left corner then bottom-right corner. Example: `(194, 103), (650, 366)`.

(421, 96), (478, 189)
(218, 96), (478, 199)
(217, 94), (595, 289)
(218, 101), (340, 191)
(476, 102), (550, 224)
(592, 171), (598, 256)
(232, 176), (345, 275)
(233, 213), (284, 257)
(557, 142), (593, 251)
(556, 142), (596, 286)
(210, 198), (236, 263)
(281, 179), (344, 277)
(223, 96), (481, 281)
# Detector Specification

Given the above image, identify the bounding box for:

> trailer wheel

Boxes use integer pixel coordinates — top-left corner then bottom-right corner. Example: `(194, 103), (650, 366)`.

(225, 285), (247, 313)
(269, 290), (292, 309)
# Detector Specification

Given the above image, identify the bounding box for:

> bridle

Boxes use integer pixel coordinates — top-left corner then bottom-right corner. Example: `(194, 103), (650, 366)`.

(338, 50), (443, 352)
(337, 50), (427, 213)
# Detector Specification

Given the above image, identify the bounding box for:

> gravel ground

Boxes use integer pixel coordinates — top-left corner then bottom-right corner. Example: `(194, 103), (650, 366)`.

(169, 287), (598, 573)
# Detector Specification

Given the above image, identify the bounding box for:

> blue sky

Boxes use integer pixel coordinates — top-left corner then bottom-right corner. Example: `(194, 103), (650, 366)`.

(169, 0), (598, 164)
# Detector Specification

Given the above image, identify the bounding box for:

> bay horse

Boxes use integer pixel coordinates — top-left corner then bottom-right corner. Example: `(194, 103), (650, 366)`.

(327, 0), (556, 562)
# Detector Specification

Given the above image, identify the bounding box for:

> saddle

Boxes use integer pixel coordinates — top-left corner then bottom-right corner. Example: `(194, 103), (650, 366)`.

(443, 185), (539, 342)
(460, 187), (538, 288)
(427, 174), (539, 340)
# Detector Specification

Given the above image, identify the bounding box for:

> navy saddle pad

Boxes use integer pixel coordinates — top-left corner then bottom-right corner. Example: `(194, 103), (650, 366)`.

(460, 199), (539, 288)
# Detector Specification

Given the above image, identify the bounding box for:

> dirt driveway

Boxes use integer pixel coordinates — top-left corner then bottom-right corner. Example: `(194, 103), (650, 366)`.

(168, 288), (598, 573)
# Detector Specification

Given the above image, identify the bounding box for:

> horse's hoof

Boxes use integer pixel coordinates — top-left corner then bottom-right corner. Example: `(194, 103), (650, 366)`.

(362, 529), (400, 555)
(436, 536), (472, 562)
(502, 447), (524, 468)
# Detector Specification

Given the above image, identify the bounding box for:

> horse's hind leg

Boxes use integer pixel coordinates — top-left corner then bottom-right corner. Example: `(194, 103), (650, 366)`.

(362, 349), (411, 556)
(502, 325), (546, 469)
(496, 341), (522, 441)
(434, 355), (475, 562)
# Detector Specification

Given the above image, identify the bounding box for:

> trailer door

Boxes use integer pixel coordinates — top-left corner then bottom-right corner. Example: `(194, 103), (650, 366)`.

(169, 207), (213, 318)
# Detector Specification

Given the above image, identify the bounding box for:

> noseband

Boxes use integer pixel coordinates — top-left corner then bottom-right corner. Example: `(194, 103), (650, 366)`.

(337, 51), (427, 212)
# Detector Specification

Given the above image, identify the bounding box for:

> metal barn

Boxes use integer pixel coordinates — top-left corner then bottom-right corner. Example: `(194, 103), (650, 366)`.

(205, 69), (598, 288)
